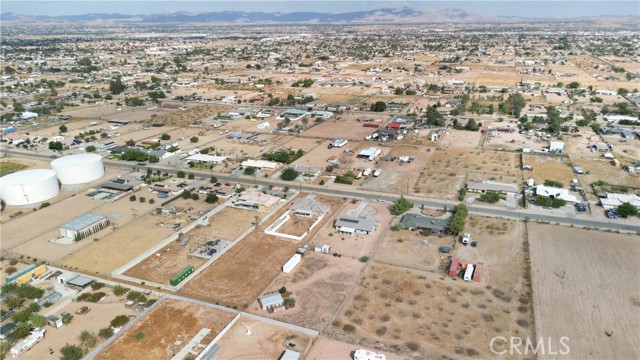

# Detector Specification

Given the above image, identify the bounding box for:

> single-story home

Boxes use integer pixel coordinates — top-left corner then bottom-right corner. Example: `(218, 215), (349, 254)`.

(549, 141), (565, 153)
(600, 193), (640, 210)
(241, 159), (278, 170)
(334, 215), (378, 235)
(233, 191), (281, 212)
(466, 180), (519, 195)
(290, 197), (329, 217)
(535, 185), (577, 203)
(399, 213), (448, 236)
(186, 154), (228, 164)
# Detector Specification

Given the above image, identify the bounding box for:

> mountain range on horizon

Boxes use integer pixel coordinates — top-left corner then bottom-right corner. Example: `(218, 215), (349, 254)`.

(1, 7), (636, 25)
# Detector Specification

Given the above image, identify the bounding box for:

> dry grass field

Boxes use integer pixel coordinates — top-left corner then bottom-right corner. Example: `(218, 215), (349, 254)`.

(215, 317), (312, 359)
(95, 299), (234, 360)
(302, 115), (384, 141)
(523, 155), (574, 184)
(528, 224), (640, 360)
(413, 149), (520, 200)
(332, 216), (533, 359)
(375, 228), (454, 271)
(573, 158), (640, 188)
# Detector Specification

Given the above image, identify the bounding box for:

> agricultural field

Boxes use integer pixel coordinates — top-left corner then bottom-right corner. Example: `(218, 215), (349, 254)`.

(94, 299), (234, 360)
(528, 224), (640, 360)
(331, 216), (533, 359)
(214, 317), (312, 359)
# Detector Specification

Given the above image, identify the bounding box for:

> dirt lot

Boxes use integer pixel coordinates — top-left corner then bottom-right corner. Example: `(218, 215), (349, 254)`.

(251, 252), (363, 331)
(437, 129), (483, 149)
(214, 317), (312, 359)
(375, 228), (454, 271)
(331, 216), (533, 359)
(123, 206), (258, 284)
(302, 114), (386, 141)
(25, 302), (139, 360)
(306, 337), (405, 360)
(95, 299), (234, 360)
(523, 155), (574, 184)
(411, 149), (520, 200)
(61, 212), (174, 275)
(181, 196), (344, 307)
(528, 224), (640, 360)
(573, 158), (640, 189)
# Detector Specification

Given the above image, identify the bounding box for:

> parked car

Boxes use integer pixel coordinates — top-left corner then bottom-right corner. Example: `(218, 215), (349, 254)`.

(376, 197), (385, 202)
(439, 246), (451, 253)
(462, 233), (471, 245)
(75, 306), (91, 315)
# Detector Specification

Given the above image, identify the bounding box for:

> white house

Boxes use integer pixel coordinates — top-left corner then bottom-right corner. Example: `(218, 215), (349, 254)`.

(535, 185), (577, 203)
(549, 141), (565, 153)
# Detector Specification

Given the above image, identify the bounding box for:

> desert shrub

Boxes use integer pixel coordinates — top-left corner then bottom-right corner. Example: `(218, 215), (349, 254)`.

(90, 282), (105, 290)
(110, 315), (130, 328)
(343, 324), (356, 332)
(516, 319), (530, 328)
(482, 314), (495, 322)
(406, 342), (421, 351)
(376, 326), (387, 336)
(113, 285), (127, 296)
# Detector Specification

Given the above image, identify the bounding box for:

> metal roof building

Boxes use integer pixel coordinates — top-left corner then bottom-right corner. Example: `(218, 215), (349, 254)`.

(59, 213), (108, 238)
(258, 292), (284, 310)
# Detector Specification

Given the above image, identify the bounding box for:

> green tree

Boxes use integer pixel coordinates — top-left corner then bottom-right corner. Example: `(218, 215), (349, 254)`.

(370, 101), (387, 112)
(29, 313), (46, 327)
(60, 344), (84, 360)
(393, 195), (413, 214)
(507, 93), (526, 117)
(190, 136), (199, 143)
(280, 167), (299, 181)
(618, 88), (630, 96)
(59, 124), (68, 133)
(109, 76), (126, 95)
(160, 133), (171, 140)
(188, 173), (195, 180)
(125, 139), (135, 146)
(243, 166), (256, 176)
(113, 285), (127, 296)
(85, 145), (96, 153)
(617, 203), (638, 218)
(12, 323), (33, 340)
(210, 176), (218, 183)
(447, 204), (468, 235)
(176, 171), (186, 178)
(205, 193), (219, 204)
(478, 192), (501, 203)
(568, 81), (580, 89)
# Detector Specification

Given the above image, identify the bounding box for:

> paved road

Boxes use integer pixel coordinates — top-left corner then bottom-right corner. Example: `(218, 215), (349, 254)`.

(5, 150), (640, 233)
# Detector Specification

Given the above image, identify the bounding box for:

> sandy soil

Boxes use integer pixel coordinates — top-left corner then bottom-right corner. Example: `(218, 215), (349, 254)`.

(523, 155), (574, 184)
(24, 302), (139, 360)
(437, 129), (483, 149)
(181, 196), (343, 307)
(331, 216), (533, 360)
(214, 318), (312, 359)
(302, 114), (386, 141)
(306, 337), (407, 360)
(528, 224), (640, 360)
(375, 228), (454, 271)
(250, 252), (363, 331)
(573, 158), (640, 189)
(61, 212), (174, 275)
(95, 299), (234, 360)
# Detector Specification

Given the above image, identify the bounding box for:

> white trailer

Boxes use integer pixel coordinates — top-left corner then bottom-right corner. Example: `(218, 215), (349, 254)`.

(10, 328), (46, 357)
(464, 264), (475, 281)
(354, 349), (386, 360)
(363, 168), (372, 176)
(332, 138), (348, 148)
(373, 169), (381, 177)
(282, 254), (302, 274)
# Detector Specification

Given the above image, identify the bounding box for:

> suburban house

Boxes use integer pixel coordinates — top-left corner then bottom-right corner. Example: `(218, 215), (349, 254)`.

(599, 193), (640, 210)
(290, 197), (329, 217)
(534, 185), (577, 203)
(334, 215), (378, 235)
(233, 191), (281, 212)
(277, 109), (308, 122)
(291, 164), (321, 177)
(241, 159), (278, 170)
(466, 180), (519, 195)
(399, 213), (448, 236)
(186, 154), (228, 164)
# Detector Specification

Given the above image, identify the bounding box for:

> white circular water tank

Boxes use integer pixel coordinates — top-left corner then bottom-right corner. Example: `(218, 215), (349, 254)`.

(0, 169), (60, 206)
(51, 154), (105, 185)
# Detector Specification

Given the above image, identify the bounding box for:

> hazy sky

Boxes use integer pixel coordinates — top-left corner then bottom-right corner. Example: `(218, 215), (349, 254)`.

(2, 1), (639, 18)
